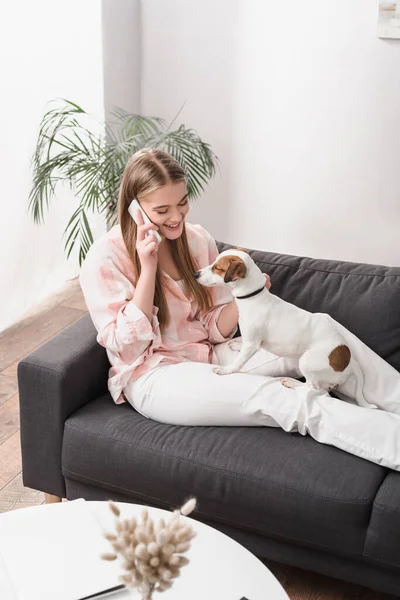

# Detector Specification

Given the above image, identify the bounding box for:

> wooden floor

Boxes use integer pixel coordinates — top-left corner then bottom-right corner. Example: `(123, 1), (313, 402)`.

(0, 280), (396, 600)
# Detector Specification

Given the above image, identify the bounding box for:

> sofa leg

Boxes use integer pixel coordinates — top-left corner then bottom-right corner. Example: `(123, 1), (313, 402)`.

(44, 493), (62, 504)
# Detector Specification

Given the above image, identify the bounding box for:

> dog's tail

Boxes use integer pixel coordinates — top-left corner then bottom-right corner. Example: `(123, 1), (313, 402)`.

(351, 358), (378, 409)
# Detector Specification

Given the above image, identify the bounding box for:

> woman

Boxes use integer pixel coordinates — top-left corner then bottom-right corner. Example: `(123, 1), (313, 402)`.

(80, 148), (400, 471)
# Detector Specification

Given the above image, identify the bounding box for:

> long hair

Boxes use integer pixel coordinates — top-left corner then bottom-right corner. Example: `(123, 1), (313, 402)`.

(118, 148), (212, 329)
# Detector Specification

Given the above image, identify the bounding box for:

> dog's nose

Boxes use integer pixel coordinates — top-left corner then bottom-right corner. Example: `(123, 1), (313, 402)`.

(193, 271), (200, 279)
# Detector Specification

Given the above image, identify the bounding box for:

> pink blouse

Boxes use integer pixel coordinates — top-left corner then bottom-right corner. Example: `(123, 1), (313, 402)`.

(79, 223), (236, 404)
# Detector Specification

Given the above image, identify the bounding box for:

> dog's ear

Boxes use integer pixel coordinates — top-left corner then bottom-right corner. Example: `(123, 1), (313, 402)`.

(224, 258), (247, 283)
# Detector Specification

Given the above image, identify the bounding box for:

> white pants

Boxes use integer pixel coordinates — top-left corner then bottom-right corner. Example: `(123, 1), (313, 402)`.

(124, 339), (400, 471)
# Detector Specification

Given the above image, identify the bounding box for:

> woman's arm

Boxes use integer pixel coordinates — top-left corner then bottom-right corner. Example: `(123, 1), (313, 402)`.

(133, 265), (157, 324)
(79, 248), (160, 365)
(216, 299), (239, 338)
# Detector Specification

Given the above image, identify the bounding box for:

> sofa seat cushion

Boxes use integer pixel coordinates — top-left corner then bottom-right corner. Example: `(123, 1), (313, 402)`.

(364, 472), (400, 571)
(62, 395), (387, 559)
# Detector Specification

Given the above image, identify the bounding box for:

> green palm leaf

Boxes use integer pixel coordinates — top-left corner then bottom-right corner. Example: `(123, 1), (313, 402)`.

(29, 99), (218, 262)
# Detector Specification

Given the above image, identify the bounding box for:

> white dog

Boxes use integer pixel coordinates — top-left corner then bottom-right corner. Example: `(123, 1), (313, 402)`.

(194, 248), (377, 409)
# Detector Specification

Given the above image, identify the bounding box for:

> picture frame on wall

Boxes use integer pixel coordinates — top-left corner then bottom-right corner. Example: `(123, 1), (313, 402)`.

(378, 2), (400, 38)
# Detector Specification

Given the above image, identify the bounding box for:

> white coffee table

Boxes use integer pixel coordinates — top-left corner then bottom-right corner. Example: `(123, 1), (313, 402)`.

(0, 500), (289, 600)
(91, 501), (289, 600)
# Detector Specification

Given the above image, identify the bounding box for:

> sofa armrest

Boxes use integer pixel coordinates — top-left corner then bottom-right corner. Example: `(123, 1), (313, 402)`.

(18, 313), (109, 498)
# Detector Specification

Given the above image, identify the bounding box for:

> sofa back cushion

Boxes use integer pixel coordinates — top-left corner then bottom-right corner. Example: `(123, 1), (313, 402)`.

(217, 242), (400, 372)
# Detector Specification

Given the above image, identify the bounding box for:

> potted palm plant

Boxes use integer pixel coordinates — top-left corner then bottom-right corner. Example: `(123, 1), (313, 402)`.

(29, 99), (218, 264)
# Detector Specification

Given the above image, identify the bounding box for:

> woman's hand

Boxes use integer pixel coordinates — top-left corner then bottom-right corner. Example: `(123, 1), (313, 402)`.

(264, 273), (271, 290)
(135, 208), (159, 271)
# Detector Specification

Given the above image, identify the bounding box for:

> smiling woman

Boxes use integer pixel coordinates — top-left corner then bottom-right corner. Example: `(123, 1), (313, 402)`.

(116, 149), (217, 331)
(140, 183), (189, 242)
(79, 148), (240, 404)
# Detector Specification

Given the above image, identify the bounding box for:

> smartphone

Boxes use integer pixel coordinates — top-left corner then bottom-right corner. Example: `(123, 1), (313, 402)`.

(128, 199), (162, 245)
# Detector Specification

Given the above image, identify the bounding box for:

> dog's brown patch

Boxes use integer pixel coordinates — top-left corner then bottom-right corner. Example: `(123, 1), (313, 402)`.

(213, 255), (247, 283)
(329, 344), (351, 372)
(232, 246), (249, 254)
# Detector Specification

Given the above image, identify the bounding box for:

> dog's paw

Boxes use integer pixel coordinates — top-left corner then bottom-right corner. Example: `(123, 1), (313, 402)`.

(228, 340), (242, 352)
(281, 377), (303, 389)
(213, 366), (233, 376)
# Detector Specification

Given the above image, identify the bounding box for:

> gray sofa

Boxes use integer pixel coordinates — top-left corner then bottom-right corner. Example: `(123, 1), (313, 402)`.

(18, 241), (400, 597)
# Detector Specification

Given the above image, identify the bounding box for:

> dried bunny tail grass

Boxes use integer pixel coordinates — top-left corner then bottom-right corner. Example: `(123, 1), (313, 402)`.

(135, 543), (150, 560)
(150, 556), (160, 567)
(119, 573), (134, 586)
(138, 581), (154, 600)
(102, 497), (198, 599)
(122, 519), (131, 532)
(146, 520), (154, 535)
(180, 497), (197, 516)
(122, 560), (137, 573)
(155, 528), (169, 545)
(161, 544), (175, 559)
(111, 541), (124, 552)
(147, 542), (160, 556)
(175, 541), (191, 553)
(142, 508), (149, 522)
(173, 526), (192, 543)
(167, 520), (180, 535)
(136, 526), (149, 543)
(157, 518), (166, 530)
(108, 501), (121, 517)
(125, 548), (136, 562)
(169, 555), (189, 568)
(101, 552), (117, 561)
(158, 580), (173, 593)
(137, 563), (153, 577)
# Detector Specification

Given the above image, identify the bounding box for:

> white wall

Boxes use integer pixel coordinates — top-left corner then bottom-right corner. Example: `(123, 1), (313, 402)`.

(102, 0), (141, 118)
(0, 0), (105, 332)
(140, 0), (400, 266)
(3, 0), (396, 334)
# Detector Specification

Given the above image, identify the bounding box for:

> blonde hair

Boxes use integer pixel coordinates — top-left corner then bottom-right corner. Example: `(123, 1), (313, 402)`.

(118, 148), (212, 329)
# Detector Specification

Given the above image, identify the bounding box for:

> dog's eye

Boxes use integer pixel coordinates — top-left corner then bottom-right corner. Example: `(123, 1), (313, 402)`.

(214, 267), (223, 273)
